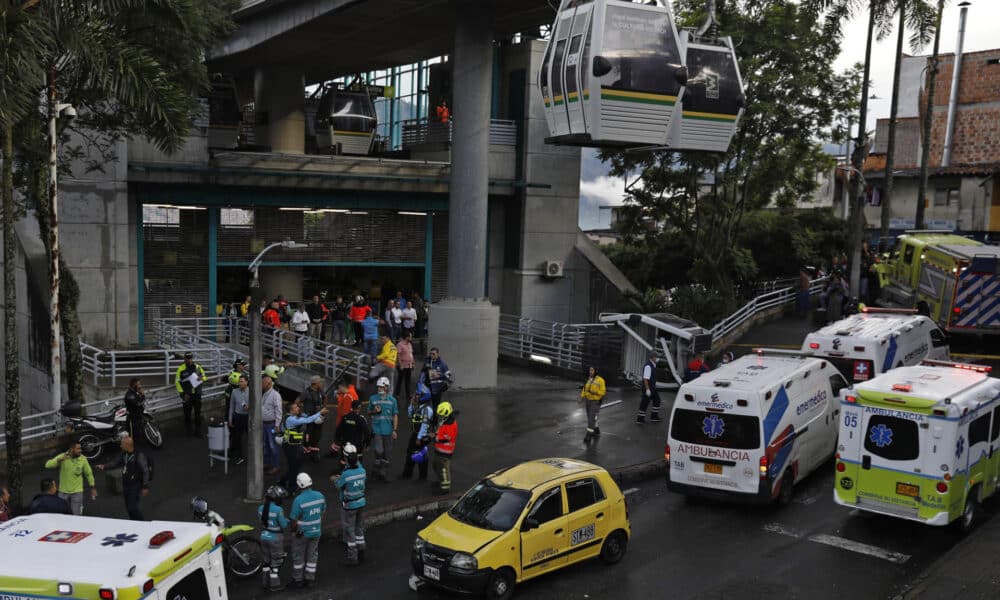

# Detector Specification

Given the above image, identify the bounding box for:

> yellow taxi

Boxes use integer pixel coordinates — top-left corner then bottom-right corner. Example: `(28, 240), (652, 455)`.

(411, 458), (631, 599)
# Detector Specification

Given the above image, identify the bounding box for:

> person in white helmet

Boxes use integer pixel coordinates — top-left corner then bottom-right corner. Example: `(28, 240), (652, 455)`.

(332, 442), (367, 565)
(288, 472), (326, 588)
(367, 376), (398, 481)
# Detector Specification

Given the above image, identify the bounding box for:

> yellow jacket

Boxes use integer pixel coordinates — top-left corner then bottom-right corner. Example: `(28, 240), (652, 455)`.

(581, 376), (606, 401)
(377, 340), (398, 367)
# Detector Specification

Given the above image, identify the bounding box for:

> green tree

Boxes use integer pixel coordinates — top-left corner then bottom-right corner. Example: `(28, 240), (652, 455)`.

(916, 0), (948, 229)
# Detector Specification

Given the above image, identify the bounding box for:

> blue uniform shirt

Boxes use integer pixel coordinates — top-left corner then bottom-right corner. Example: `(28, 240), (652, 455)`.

(369, 393), (398, 435)
(258, 503), (289, 542)
(336, 464), (367, 510)
(362, 316), (380, 340)
(290, 489), (327, 539)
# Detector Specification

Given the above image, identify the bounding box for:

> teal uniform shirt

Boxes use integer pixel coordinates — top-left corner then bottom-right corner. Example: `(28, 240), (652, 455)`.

(290, 489), (327, 539)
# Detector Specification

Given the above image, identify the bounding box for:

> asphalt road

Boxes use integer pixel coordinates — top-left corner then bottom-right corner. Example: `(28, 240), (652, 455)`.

(227, 460), (998, 600)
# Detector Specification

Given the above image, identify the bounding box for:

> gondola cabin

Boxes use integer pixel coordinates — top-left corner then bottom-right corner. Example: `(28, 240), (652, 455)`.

(315, 84), (378, 155)
(206, 75), (243, 150)
(667, 31), (745, 152)
(540, 0), (687, 148)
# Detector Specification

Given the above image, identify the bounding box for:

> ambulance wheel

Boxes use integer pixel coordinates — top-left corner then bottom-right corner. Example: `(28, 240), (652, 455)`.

(78, 433), (102, 461)
(485, 568), (515, 600)
(957, 487), (980, 534)
(777, 471), (795, 505)
(600, 530), (628, 565)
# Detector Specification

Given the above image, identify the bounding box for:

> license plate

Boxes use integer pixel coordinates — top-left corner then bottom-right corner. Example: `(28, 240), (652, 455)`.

(896, 482), (919, 498)
(423, 565), (440, 581)
(704, 463), (723, 475)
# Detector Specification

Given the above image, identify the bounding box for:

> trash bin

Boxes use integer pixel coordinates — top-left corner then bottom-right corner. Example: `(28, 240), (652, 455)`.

(208, 417), (229, 453)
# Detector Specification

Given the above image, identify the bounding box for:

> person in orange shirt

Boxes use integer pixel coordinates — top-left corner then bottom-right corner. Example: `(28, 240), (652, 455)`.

(435, 100), (450, 123)
(334, 375), (360, 427)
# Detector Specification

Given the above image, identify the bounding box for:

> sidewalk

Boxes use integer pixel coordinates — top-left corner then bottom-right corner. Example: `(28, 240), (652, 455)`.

(19, 364), (668, 535)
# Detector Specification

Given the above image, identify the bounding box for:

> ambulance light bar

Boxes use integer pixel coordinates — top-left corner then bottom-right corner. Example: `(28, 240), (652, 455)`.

(860, 307), (917, 314)
(921, 359), (992, 373)
(149, 530), (175, 547)
(753, 348), (813, 357)
(892, 384), (912, 392)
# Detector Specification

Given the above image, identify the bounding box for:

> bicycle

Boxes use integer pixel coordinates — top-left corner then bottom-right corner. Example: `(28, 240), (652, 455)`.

(191, 497), (264, 578)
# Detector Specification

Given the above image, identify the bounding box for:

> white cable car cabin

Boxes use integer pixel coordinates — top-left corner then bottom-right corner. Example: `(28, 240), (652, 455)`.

(667, 30), (745, 152)
(315, 83), (378, 155)
(540, 0), (688, 148)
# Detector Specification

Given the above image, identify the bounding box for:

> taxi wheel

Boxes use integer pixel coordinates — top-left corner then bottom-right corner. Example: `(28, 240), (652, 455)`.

(485, 568), (515, 600)
(599, 530), (628, 565)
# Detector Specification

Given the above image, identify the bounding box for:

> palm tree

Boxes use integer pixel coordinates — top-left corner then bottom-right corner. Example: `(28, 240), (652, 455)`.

(916, 0), (948, 229)
(881, 0), (938, 238)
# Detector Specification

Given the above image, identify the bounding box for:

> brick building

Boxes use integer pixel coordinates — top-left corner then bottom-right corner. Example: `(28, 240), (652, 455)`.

(863, 48), (1000, 235)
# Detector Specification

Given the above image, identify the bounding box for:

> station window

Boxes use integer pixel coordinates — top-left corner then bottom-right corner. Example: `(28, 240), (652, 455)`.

(142, 205), (179, 225)
(566, 478), (606, 513)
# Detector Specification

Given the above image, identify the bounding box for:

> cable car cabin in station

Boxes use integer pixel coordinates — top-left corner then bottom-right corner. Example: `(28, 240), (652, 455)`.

(315, 83), (378, 156)
(540, 0), (687, 148)
(667, 31), (745, 153)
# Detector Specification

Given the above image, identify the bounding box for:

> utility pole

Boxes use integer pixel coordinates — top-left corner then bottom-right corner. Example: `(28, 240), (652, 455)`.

(849, 3), (878, 300)
(916, 0), (945, 230)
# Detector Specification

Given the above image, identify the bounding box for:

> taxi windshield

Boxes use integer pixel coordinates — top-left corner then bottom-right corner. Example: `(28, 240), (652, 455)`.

(449, 480), (531, 531)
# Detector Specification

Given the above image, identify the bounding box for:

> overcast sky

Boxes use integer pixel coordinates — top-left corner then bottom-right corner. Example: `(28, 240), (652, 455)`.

(579, 1), (1000, 230)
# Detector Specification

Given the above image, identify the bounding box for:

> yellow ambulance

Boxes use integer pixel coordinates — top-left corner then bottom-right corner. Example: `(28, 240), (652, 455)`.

(0, 513), (229, 599)
(834, 360), (1000, 532)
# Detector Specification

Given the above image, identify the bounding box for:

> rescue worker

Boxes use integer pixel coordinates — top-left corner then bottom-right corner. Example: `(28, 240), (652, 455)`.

(44, 441), (97, 515)
(637, 353), (661, 424)
(263, 359), (285, 382)
(684, 352), (711, 383)
(580, 366), (606, 444)
(279, 402), (328, 492)
(368, 334), (398, 395)
(421, 347), (454, 411)
(433, 402), (457, 495)
(334, 376), (359, 427)
(289, 473), (326, 588)
(331, 398), (370, 473)
(297, 375), (328, 461)
(97, 435), (150, 521)
(258, 484), (290, 592)
(368, 376), (398, 481)
(401, 381), (433, 480)
(123, 377), (146, 446)
(333, 443), (367, 565)
(174, 351), (206, 437)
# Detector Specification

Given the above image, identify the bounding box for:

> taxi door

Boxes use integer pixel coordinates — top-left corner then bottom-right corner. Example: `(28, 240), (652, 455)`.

(563, 477), (610, 565)
(519, 486), (569, 579)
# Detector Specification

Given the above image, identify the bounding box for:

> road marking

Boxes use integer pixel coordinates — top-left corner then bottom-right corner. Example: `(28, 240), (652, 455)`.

(762, 524), (910, 564)
(807, 534), (911, 565)
(601, 400), (623, 409)
(623, 487), (640, 496)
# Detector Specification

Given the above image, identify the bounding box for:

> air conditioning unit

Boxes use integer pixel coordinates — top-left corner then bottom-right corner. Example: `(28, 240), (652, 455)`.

(543, 260), (564, 278)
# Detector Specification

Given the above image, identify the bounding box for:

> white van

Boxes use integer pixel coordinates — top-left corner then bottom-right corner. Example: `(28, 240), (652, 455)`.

(666, 351), (848, 504)
(802, 308), (949, 383)
(0, 513), (228, 599)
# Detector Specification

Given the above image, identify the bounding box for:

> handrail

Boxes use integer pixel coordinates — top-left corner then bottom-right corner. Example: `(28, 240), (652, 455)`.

(497, 314), (621, 372)
(710, 276), (829, 342)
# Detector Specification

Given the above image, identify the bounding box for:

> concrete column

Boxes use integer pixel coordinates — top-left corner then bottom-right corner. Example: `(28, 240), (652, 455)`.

(254, 68), (305, 154)
(429, 0), (499, 389)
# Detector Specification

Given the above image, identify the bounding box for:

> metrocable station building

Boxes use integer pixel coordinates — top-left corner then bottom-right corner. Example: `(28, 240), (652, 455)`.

(6, 0), (636, 404)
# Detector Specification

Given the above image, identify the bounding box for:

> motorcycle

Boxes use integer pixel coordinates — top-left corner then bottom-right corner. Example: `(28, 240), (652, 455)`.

(60, 399), (164, 460)
(191, 497), (263, 578)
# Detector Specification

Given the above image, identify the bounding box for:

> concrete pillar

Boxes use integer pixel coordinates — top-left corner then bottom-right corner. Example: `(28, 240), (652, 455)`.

(429, 0), (499, 389)
(254, 68), (305, 154)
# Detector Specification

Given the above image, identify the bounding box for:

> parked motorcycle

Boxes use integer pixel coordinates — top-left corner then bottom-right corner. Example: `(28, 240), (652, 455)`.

(60, 399), (164, 460)
(191, 497), (263, 578)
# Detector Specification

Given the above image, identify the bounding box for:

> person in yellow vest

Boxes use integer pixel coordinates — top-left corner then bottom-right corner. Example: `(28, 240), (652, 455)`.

(580, 366), (606, 444)
(367, 334), (398, 395)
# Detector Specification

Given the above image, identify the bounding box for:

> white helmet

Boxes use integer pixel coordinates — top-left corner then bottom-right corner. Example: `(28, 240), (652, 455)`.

(296, 472), (313, 489)
(376, 376), (390, 389)
(343, 442), (358, 456)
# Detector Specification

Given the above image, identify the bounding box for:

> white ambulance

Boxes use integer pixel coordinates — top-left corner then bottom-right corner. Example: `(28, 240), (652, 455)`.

(0, 513), (228, 599)
(666, 351), (848, 504)
(802, 308), (950, 384)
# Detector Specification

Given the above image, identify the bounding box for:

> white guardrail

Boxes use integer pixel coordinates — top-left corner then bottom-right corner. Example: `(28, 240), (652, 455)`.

(709, 276), (829, 342)
(497, 315), (621, 372)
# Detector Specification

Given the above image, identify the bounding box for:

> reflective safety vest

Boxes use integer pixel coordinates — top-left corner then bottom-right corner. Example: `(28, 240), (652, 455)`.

(337, 464), (367, 510)
(283, 415), (305, 445)
(435, 420), (457, 456)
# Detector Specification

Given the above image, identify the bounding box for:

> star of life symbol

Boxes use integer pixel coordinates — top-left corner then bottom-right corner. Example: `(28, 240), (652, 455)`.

(869, 424), (894, 448)
(702, 414), (725, 439)
(956, 436), (965, 458)
(11, 529), (32, 538)
(102, 533), (139, 547)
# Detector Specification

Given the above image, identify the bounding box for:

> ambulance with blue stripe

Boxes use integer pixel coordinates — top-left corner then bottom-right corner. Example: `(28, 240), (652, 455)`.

(666, 351), (848, 504)
(0, 513), (229, 599)
(834, 360), (1000, 532)
(802, 308), (950, 383)
(877, 232), (1000, 334)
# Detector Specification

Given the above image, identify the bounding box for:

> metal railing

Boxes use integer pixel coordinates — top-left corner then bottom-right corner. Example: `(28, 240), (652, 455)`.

(400, 118), (518, 149)
(80, 342), (235, 388)
(152, 317), (371, 384)
(0, 377), (228, 451)
(497, 314), (622, 372)
(709, 277), (829, 342)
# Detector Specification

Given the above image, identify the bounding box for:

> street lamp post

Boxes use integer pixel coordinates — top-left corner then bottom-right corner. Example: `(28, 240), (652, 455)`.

(48, 98), (75, 411)
(246, 240), (305, 501)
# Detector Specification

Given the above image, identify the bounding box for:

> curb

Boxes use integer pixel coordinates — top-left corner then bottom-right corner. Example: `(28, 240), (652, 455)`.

(318, 458), (667, 540)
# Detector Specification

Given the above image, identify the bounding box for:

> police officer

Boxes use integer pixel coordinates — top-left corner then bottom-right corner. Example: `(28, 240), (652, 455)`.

(636, 353), (662, 424)
(333, 443), (367, 565)
(174, 352), (206, 437)
(433, 402), (457, 495)
(280, 402), (328, 492)
(289, 473), (326, 587)
(401, 381), (433, 480)
(258, 484), (290, 592)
